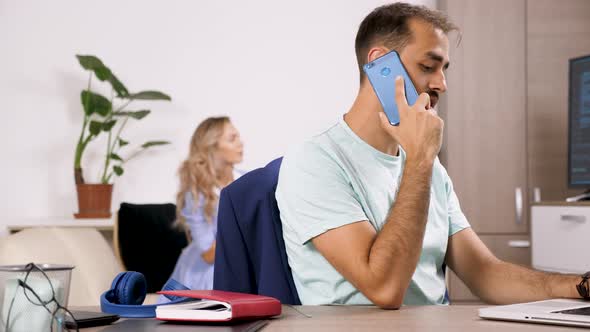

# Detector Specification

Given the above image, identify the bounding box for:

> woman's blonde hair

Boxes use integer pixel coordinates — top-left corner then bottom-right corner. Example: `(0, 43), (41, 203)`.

(175, 116), (231, 229)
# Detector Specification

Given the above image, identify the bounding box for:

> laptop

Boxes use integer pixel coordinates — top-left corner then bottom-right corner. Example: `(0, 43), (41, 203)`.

(479, 299), (590, 328)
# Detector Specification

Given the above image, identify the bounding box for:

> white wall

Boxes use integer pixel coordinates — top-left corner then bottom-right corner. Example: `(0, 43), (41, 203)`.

(0, 0), (436, 229)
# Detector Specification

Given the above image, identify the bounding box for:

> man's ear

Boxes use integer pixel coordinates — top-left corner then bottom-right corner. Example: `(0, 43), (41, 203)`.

(366, 47), (390, 63)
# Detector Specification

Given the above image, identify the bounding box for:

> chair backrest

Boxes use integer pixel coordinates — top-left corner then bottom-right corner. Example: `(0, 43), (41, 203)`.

(213, 157), (301, 304)
(116, 203), (188, 293)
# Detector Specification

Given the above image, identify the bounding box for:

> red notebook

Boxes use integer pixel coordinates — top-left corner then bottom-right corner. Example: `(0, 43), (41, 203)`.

(155, 290), (281, 322)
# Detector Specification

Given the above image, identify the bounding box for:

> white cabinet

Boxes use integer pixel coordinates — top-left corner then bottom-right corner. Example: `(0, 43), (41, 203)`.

(531, 204), (590, 274)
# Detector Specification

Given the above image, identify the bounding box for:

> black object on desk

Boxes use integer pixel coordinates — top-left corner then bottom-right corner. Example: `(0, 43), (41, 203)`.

(65, 310), (120, 328)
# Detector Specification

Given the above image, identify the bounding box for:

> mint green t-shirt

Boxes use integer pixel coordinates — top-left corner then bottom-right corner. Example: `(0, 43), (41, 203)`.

(275, 118), (470, 305)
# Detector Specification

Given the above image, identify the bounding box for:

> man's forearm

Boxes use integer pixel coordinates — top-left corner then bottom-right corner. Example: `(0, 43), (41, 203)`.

(367, 158), (434, 303)
(476, 260), (581, 304)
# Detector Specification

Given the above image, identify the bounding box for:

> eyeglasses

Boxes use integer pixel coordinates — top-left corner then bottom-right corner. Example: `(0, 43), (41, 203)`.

(4, 263), (78, 332)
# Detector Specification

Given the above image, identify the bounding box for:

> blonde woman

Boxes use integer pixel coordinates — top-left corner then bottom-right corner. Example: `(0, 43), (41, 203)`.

(168, 116), (244, 290)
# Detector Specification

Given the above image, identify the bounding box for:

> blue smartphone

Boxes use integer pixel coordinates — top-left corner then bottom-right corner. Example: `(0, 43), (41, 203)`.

(363, 50), (419, 126)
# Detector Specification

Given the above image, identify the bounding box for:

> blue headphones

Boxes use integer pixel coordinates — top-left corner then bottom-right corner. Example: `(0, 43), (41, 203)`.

(100, 271), (190, 318)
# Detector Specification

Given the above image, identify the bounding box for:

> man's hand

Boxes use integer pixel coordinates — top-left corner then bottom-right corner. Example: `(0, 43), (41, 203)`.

(378, 76), (444, 163)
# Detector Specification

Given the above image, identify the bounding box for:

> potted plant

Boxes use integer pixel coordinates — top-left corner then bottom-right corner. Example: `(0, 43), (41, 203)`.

(74, 55), (171, 218)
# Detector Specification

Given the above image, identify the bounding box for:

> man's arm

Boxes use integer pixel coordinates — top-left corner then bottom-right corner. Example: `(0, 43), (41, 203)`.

(312, 77), (444, 309)
(313, 160), (433, 308)
(446, 228), (581, 304)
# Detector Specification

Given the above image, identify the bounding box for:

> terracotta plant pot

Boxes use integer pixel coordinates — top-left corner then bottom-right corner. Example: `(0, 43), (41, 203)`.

(74, 184), (113, 218)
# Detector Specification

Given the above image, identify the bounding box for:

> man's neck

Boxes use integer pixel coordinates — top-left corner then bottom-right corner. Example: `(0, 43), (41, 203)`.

(344, 84), (400, 157)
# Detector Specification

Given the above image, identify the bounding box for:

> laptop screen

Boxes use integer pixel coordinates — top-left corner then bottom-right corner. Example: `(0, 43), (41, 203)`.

(553, 306), (590, 316)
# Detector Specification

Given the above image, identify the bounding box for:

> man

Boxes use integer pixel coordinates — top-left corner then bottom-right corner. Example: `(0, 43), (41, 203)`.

(275, 2), (587, 308)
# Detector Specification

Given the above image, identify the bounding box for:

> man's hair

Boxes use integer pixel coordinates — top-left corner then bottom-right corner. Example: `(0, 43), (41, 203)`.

(355, 2), (458, 82)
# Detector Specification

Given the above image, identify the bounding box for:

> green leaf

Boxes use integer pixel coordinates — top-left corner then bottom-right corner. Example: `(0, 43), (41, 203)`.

(118, 138), (129, 147)
(128, 91), (171, 101)
(81, 91), (111, 116)
(76, 55), (105, 71)
(77, 55), (129, 98)
(110, 153), (123, 161)
(113, 110), (151, 120)
(89, 121), (103, 136)
(113, 165), (124, 176)
(108, 73), (129, 98)
(76, 55), (111, 82)
(94, 66), (112, 81)
(102, 120), (116, 131)
(141, 140), (171, 148)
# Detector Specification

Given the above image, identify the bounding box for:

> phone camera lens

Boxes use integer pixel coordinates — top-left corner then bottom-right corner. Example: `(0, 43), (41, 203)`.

(380, 67), (391, 77)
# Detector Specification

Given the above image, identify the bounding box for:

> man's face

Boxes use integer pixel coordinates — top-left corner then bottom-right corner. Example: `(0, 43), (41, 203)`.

(398, 18), (450, 109)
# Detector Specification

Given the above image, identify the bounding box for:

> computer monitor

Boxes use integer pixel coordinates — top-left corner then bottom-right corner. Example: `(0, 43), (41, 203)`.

(568, 54), (590, 190)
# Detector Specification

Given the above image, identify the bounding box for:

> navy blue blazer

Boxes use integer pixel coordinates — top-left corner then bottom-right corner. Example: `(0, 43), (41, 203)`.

(213, 158), (301, 305)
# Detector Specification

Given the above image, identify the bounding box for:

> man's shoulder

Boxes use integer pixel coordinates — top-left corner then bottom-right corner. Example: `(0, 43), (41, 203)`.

(281, 140), (335, 176)
(283, 123), (343, 164)
(279, 123), (350, 185)
(430, 157), (453, 191)
(432, 157), (446, 174)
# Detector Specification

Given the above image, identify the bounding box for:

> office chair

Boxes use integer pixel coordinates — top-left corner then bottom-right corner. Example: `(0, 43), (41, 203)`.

(213, 157), (301, 304)
(115, 202), (188, 293)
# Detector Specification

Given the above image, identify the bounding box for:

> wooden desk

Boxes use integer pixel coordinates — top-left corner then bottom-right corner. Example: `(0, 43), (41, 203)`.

(82, 305), (588, 331)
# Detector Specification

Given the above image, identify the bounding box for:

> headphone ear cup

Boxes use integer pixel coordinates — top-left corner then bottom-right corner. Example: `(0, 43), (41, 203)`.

(115, 271), (147, 305)
(110, 272), (127, 290)
(108, 272), (127, 303)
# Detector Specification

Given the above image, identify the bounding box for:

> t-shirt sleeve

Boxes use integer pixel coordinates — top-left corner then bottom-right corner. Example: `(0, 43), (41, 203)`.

(182, 192), (215, 253)
(443, 170), (471, 236)
(276, 142), (368, 245)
